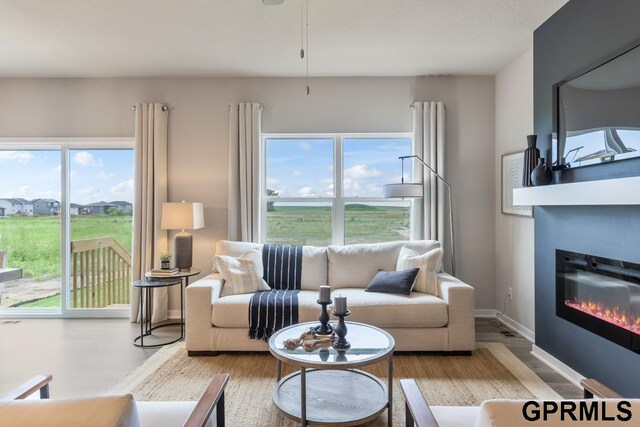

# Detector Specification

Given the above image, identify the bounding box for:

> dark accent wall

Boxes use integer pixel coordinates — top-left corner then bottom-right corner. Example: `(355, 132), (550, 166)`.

(534, 0), (640, 396)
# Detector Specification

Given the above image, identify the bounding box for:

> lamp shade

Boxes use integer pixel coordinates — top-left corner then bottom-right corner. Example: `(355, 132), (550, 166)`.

(383, 183), (424, 199)
(161, 202), (204, 230)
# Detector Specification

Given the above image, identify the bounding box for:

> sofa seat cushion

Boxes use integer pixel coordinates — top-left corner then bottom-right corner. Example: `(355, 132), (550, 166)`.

(211, 290), (322, 327)
(136, 401), (215, 427)
(331, 288), (448, 328)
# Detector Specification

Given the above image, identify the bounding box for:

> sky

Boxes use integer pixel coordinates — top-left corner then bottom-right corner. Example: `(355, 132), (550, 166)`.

(0, 149), (134, 205)
(265, 137), (412, 199)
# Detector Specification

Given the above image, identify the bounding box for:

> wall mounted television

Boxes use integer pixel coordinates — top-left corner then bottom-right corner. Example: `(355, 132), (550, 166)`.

(553, 41), (640, 170)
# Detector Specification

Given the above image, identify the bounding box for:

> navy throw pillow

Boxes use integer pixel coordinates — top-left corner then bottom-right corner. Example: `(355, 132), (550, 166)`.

(365, 268), (420, 295)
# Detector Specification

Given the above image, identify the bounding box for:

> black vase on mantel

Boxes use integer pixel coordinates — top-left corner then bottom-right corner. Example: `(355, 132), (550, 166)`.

(522, 134), (540, 187)
(531, 158), (553, 186)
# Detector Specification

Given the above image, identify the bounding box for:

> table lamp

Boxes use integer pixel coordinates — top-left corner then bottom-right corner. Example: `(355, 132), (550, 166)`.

(161, 201), (204, 271)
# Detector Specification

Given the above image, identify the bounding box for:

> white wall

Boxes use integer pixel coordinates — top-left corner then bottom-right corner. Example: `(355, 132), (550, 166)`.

(494, 48), (535, 336)
(0, 76), (495, 311)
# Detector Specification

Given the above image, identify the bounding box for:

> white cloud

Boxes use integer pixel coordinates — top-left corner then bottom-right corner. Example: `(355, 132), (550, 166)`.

(298, 141), (312, 151)
(73, 151), (103, 167)
(266, 177), (280, 186)
(0, 151), (33, 164)
(53, 164), (62, 173)
(344, 164), (382, 180)
(110, 179), (134, 196)
(292, 170), (303, 177)
(298, 186), (316, 197)
(96, 171), (114, 180)
(78, 186), (97, 195)
(18, 185), (31, 195)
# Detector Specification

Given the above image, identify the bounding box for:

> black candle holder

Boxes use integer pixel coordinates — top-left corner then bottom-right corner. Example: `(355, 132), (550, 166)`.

(319, 348), (330, 362)
(331, 310), (351, 350)
(311, 299), (334, 336)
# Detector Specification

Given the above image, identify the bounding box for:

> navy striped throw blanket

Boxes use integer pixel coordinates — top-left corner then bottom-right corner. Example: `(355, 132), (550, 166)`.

(248, 243), (303, 341)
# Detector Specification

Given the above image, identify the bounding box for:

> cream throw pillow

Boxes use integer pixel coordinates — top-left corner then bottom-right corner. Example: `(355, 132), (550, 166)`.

(215, 249), (270, 297)
(396, 246), (443, 296)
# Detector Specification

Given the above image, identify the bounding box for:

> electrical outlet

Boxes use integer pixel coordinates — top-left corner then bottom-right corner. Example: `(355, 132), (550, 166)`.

(507, 287), (513, 300)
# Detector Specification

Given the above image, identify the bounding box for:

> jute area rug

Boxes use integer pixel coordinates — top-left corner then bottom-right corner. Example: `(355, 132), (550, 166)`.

(110, 342), (560, 426)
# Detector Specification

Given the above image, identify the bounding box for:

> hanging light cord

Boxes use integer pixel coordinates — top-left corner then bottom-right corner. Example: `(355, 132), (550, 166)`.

(305, 0), (310, 95)
(299, 0), (310, 95)
(300, 0), (304, 59)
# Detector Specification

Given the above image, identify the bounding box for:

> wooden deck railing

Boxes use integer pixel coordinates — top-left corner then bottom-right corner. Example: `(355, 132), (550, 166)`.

(70, 237), (131, 308)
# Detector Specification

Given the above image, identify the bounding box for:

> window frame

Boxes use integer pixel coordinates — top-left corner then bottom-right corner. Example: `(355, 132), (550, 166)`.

(260, 132), (414, 246)
(0, 137), (135, 319)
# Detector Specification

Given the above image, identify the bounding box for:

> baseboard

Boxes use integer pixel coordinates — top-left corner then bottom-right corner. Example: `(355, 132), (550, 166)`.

(497, 314), (535, 343)
(531, 344), (584, 388)
(475, 309), (497, 318)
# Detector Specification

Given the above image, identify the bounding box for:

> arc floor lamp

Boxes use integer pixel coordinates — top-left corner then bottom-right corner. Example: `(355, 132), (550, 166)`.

(383, 155), (456, 276)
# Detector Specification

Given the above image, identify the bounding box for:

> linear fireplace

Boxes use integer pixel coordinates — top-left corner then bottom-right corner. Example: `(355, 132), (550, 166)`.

(556, 250), (640, 353)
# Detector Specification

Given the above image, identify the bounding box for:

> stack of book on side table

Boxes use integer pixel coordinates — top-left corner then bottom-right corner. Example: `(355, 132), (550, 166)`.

(149, 268), (180, 277)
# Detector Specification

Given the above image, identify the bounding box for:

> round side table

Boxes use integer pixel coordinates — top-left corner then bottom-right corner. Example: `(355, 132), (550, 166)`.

(133, 277), (183, 348)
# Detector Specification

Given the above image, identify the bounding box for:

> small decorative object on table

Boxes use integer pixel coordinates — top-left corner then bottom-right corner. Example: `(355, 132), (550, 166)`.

(282, 328), (336, 352)
(531, 157), (553, 186)
(160, 251), (172, 270)
(332, 294), (351, 350)
(522, 134), (540, 187)
(310, 285), (333, 336)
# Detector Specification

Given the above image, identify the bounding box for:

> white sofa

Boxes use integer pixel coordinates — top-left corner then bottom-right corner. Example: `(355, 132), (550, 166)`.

(186, 240), (475, 354)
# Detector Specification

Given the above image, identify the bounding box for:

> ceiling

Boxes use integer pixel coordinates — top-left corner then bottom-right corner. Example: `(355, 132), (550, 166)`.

(0, 0), (568, 78)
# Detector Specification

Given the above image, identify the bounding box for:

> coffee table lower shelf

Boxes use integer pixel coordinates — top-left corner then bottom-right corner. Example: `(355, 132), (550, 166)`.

(273, 369), (388, 426)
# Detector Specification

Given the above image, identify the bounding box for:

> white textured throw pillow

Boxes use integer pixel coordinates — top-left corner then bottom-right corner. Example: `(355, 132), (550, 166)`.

(396, 246), (443, 296)
(215, 249), (270, 297)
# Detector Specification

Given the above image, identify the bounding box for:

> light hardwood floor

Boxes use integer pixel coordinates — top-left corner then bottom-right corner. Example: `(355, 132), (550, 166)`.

(0, 318), (581, 399)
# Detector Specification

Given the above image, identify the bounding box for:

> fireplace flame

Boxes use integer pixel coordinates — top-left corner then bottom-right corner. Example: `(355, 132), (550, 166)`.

(565, 299), (640, 335)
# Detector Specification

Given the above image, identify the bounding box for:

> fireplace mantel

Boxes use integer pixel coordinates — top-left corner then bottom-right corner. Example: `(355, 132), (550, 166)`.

(513, 176), (640, 206)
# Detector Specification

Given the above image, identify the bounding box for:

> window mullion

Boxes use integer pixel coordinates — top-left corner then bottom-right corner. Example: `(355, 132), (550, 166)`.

(334, 135), (344, 245)
(60, 147), (69, 314)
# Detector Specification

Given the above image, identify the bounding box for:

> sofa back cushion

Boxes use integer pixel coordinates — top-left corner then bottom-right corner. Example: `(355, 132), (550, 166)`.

(474, 399), (640, 427)
(327, 240), (440, 289)
(214, 240), (327, 290)
(0, 394), (140, 427)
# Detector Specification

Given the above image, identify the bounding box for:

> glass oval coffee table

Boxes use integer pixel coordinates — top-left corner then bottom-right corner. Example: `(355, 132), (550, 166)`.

(269, 321), (395, 426)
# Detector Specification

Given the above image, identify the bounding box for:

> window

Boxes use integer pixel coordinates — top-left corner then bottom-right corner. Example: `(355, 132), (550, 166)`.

(0, 140), (134, 317)
(262, 134), (412, 245)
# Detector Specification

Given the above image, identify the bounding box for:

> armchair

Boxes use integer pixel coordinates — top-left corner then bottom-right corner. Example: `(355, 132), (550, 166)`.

(0, 373), (229, 427)
(401, 378), (634, 427)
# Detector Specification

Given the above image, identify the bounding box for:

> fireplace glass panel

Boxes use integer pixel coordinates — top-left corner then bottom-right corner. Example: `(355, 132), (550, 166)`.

(556, 250), (640, 352)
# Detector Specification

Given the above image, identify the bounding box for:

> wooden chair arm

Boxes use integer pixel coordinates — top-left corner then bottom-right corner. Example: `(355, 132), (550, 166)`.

(2, 374), (52, 400)
(183, 373), (229, 427)
(400, 379), (439, 427)
(580, 378), (622, 399)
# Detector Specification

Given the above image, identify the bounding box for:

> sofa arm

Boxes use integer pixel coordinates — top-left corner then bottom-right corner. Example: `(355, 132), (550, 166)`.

(438, 272), (475, 351)
(186, 273), (222, 351)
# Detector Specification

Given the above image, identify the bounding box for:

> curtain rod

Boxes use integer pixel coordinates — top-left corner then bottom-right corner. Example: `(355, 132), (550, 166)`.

(131, 105), (168, 112)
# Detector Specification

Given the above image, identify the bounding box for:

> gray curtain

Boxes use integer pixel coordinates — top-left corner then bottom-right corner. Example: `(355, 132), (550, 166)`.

(228, 103), (262, 242)
(411, 101), (447, 247)
(130, 103), (169, 323)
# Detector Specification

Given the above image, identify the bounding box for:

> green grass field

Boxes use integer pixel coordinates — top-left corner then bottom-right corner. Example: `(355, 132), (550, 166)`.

(0, 215), (133, 279)
(2, 205), (407, 307)
(266, 204), (409, 246)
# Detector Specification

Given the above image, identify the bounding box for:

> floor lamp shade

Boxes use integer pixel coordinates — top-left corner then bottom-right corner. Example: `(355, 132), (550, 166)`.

(382, 183), (424, 199)
(161, 202), (204, 271)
